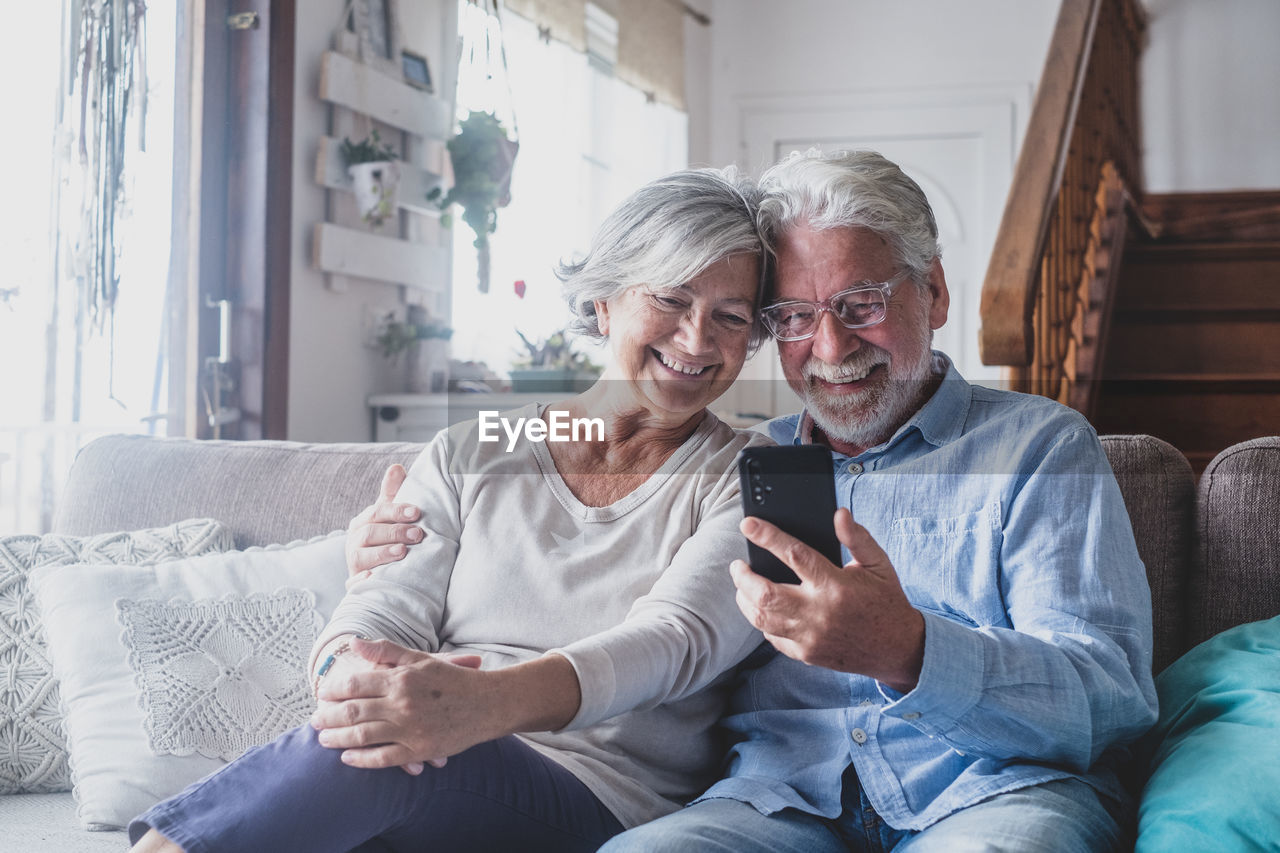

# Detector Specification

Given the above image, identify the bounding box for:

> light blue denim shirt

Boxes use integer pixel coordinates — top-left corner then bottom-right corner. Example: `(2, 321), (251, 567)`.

(698, 353), (1158, 831)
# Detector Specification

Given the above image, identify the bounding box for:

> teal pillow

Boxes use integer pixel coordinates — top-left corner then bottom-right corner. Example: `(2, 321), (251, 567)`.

(1136, 614), (1280, 852)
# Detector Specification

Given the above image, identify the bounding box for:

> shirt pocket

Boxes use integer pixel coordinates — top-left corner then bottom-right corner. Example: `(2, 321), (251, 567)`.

(887, 503), (1007, 629)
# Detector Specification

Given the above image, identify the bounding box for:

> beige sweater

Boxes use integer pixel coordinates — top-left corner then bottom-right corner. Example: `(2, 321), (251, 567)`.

(317, 405), (770, 828)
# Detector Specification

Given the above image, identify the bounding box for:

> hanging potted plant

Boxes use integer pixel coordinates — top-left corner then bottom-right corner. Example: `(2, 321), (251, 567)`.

(341, 129), (401, 228)
(428, 110), (519, 293)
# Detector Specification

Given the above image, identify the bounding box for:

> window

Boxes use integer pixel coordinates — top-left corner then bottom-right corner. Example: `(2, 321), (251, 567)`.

(447, 5), (688, 378)
(0, 2), (178, 532)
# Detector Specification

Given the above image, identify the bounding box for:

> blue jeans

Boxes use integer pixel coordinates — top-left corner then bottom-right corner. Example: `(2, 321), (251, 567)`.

(600, 771), (1128, 853)
(129, 725), (623, 853)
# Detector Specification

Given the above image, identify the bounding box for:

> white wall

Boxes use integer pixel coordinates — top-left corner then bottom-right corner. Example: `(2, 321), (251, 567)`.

(286, 0), (454, 441)
(688, 1), (1060, 170)
(1141, 0), (1280, 192)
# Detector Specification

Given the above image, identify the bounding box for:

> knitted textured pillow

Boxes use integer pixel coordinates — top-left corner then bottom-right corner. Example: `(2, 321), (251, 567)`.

(30, 533), (349, 830)
(117, 589), (321, 760)
(0, 519), (234, 793)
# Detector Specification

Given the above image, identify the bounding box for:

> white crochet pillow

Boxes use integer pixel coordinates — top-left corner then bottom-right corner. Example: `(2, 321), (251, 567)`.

(0, 519), (234, 794)
(30, 532), (349, 830)
(117, 590), (322, 760)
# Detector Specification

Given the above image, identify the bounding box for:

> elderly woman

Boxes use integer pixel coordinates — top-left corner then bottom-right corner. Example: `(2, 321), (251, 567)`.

(128, 167), (773, 853)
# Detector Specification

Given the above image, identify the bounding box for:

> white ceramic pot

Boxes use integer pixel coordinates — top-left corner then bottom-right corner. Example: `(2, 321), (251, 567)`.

(348, 160), (401, 227)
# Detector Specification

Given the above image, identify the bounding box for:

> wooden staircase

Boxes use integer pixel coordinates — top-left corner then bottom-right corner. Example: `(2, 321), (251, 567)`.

(1091, 192), (1280, 473)
(977, 0), (1280, 476)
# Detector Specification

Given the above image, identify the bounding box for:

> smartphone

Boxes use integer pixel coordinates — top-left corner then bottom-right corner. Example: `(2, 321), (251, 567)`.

(737, 445), (842, 584)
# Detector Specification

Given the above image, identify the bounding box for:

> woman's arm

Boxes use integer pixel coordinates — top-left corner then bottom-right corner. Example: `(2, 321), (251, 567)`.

(549, 467), (764, 730)
(312, 435), (464, 669)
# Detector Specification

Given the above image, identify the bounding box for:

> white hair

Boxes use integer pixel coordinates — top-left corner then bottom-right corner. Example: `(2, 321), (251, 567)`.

(757, 149), (941, 286)
(558, 166), (770, 350)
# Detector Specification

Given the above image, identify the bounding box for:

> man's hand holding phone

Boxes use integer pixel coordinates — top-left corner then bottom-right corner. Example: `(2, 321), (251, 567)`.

(737, 445), (842, 584)
(731, 507), (926, 695)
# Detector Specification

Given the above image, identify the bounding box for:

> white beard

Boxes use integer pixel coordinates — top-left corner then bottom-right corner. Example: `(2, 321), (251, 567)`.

(801, 309), (937, 452)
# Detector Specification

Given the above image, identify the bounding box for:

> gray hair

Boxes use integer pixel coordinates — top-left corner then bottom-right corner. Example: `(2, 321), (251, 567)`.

(559, 166), (770, 349)
(757, 149), (941, 286)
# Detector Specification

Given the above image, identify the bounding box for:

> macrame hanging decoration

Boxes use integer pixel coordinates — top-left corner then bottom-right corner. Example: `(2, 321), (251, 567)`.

(446, 0), (520, 293)
(73, 0), (149, 333)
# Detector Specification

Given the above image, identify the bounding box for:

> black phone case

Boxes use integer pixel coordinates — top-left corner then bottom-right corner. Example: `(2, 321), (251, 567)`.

(737, 445), (842, 584)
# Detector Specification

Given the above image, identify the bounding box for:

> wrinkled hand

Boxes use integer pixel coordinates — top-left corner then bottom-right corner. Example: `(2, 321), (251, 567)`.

(730, 507), (925, 693)
(345, 464), (425, 584)
(312, 638), (493, 771)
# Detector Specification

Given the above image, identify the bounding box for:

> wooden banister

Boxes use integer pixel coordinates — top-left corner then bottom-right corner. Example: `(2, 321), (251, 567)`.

(979, 0), (1100, 368)
(979, 0), (1147, 404)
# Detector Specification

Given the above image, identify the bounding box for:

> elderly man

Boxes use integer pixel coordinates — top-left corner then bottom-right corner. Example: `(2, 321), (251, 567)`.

(351, 150), (1157, 851)
(601, 152), (1157, 851)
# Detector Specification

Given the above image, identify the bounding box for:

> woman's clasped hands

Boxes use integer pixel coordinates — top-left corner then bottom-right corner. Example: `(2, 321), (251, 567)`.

(310, 637), (485, 775)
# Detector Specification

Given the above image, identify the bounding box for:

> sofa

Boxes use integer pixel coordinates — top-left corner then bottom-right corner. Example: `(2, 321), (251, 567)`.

(3, 432), (1278, 851)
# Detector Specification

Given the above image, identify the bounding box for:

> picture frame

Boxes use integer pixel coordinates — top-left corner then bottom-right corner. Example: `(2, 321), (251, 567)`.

(342, 0), (404, 79)
(401, 49), (433, 92)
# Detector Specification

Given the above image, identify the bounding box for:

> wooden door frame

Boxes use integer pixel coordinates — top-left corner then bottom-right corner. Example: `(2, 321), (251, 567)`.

(261, 0), (295, 438)
(188, 0), (294, 440)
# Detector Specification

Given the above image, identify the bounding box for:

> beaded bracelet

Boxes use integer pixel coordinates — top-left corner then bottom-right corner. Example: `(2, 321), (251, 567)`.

(312, 640), (351, 696)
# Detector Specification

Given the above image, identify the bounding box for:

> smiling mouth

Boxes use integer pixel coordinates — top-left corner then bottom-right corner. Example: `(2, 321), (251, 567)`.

(654, 349), (711, 377)
(812, 362), (885, 389)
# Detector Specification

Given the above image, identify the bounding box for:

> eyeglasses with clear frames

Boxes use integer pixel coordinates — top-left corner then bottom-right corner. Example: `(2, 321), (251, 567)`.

(759, 271), (912, 341)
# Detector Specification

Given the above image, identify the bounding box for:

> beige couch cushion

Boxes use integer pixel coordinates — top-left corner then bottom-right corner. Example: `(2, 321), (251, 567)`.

(0, 793), (126, 852)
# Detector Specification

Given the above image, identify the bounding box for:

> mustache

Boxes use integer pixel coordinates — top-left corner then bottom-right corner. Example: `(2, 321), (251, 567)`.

(801, 347), (888, 382)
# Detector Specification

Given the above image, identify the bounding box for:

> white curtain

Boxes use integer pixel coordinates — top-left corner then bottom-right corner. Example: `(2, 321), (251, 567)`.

(0, 1), (176, 533)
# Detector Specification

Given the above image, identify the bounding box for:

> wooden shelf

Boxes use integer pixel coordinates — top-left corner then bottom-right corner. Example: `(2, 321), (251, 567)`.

(314, 136), (443, 218)
(313, 223), (448, 291)
(312, 47), (453, 295)
(318, 51), (450, 138)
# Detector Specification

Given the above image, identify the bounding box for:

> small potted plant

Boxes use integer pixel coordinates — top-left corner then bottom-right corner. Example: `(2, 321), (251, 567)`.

(376, 306), (453, 393)
(341, 129), (401, 228)
(427, 111), (519, 292)
(508, 327), (602, 393)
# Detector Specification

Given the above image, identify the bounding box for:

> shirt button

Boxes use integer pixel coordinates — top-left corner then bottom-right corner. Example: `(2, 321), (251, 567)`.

(903, 712), (921, 720)
(846, 462), (863, 474)
(851, 728), (868, 745)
